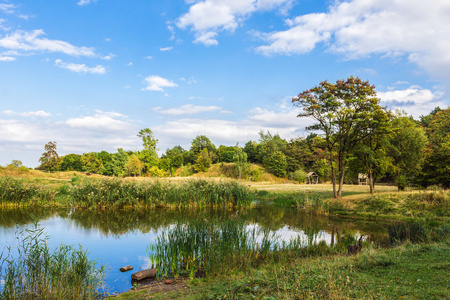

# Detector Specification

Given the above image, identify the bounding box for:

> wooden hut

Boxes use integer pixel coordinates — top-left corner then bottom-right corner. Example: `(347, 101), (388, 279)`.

(307, 172), (319, 184)
(358, 173), (368, 185)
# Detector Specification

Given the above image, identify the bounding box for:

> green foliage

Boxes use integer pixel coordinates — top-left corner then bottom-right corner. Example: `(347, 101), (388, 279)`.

(81, 152), (103, 174)
(293, 76), (389, 197)
(233, 147), (249, 179)
(389, 115), (428, 190)
(263, 150), (287, 177)
(138, 128), (158, 152)
(37, 141), (60, 172)
(147, 166), (166, 177)
(288, 169), (307, 183)
(59, 153), (83, 171)
(0, 222), (105, 299)
(194, 148), (212, 173)
(125, 154), (144, 176)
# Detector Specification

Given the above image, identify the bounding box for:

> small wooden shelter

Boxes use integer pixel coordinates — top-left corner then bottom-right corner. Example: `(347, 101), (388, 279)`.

(307, 172), (319, 184)
(358, 173), (368, 185)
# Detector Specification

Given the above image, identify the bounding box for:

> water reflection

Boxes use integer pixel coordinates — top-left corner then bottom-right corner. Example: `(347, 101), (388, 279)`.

(0, 206), (390, 294)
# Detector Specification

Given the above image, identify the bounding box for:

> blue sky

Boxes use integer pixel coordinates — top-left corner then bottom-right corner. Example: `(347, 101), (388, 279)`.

(1, 0), (449, 167)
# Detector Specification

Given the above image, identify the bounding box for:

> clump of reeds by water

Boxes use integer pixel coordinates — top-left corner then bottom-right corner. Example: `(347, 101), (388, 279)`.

(0, 222), (105, 299)
(0, 177), (254, 208)
(0, 177), (55, 207)
(146, 220), (326, 279)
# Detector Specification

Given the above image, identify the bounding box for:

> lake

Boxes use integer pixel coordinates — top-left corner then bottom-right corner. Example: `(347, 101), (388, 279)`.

(0, 205), (391, 295)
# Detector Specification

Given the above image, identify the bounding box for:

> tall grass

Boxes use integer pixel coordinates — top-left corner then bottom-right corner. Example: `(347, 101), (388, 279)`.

(0, 177), (254, 208)
(146, 220), (343, 280)
(0, 223), (105, 299)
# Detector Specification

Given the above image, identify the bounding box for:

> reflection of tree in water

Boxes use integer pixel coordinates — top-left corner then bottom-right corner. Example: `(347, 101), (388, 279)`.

(0, 206), (391, 244)
(0, 208), (60, 228)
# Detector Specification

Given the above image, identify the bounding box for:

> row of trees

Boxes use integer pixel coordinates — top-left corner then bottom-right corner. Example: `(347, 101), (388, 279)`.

(35, 77), (448, 195)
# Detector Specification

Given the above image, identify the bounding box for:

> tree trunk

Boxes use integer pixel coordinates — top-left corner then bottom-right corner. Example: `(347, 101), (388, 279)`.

(337, 159), (346, 198)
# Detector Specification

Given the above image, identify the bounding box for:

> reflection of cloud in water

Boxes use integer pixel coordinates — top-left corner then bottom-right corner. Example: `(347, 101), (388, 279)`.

(138, 256), (152, 270)
(246, 224), (339, 247)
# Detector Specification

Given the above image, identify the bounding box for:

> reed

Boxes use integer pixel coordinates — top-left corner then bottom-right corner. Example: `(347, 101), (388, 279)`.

(0, 223), (105, 299)
(0, 177), (255, 208)
(146, 220), (340, 280)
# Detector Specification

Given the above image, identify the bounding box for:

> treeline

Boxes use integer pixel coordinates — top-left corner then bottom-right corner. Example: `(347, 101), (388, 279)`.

(25, 77), (449, 192)
(30, 106), (448, 190)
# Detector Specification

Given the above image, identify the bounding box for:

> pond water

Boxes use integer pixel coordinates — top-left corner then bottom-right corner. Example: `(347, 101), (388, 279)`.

(0, 206), (391, 295)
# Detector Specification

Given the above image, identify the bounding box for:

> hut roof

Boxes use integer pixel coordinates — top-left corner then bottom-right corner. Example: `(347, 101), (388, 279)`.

(307, 172), (318, 177)
(358, 173), (368, 179)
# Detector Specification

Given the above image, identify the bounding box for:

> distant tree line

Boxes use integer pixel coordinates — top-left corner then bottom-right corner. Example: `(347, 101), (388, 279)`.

(32, 77), (449, 195)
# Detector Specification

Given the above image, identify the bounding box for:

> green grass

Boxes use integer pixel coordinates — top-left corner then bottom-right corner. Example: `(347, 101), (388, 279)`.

(118, 237), (450, 299)
(0, 222), (105, 299)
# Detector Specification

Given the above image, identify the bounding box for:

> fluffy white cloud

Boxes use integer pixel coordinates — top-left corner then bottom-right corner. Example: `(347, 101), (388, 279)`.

(3, 110), (51, 117)
(66, 110), (132, 131)
(55, 59), (106, 74)
(142, 75), (178, 92)
(0, 30), (97, 57)
(0, 110), (141, 167)
(177, 0), (293, 46)
(155, 104), (222, 115)
(256, 0), (450, 79)
(154, 99), (312, 151)
(377, 86), (446, 118)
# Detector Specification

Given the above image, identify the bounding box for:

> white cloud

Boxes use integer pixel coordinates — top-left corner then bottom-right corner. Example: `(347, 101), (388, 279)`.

(155, 104), (222, 115)
(0, 110), (140, 167)
(142, 75), (177, 92)
(377, 86), (446, 118)
(55, 59), (106, 74)
(177, 0), (293, 46)
(66, 110), (133, 131)
(0, 55), (14, 61)
(77, 0), (97, 6)
(0, 3), (15, 14)
(145, 55), (153, 59)
(3, 110), (51, 117)
(256, 0), (450, 80)
(102, 53), (115, 60)
(154, 99), (313, 151)
(160, 46), (173, 52)
(0, 29), (97, 58)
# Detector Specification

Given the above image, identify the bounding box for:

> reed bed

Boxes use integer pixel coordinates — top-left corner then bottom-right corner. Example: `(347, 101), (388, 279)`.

(147, 220), (316, 280)
(0, 177), (254, 208)
(0, 223), (105, 299)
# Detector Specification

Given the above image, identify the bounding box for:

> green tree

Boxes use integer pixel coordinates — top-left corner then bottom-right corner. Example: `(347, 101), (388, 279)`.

(138, 128), (159, 152)
(351, 109), (393, 193)
(243, 141), (259, 163)
(126, 154), (144, 176)
(419, 107), (450, 188)
(293, 76), (387, 197)
(81, 152), (103, 174)
(233, 147), (249, 179)
(38, 141), (60, 172)
(59, 154), (83, 171)
(190, 135), (216, 158)
(389, 115), (428, 190)
(194, 148), (212, 172)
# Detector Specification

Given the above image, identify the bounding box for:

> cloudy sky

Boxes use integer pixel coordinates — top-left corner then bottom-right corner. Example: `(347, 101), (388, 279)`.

(1, 0), (449, 167)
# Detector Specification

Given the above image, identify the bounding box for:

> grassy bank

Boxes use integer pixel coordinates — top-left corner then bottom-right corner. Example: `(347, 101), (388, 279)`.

(0, 177), (254, 208)
(117, 235), (450, 299)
